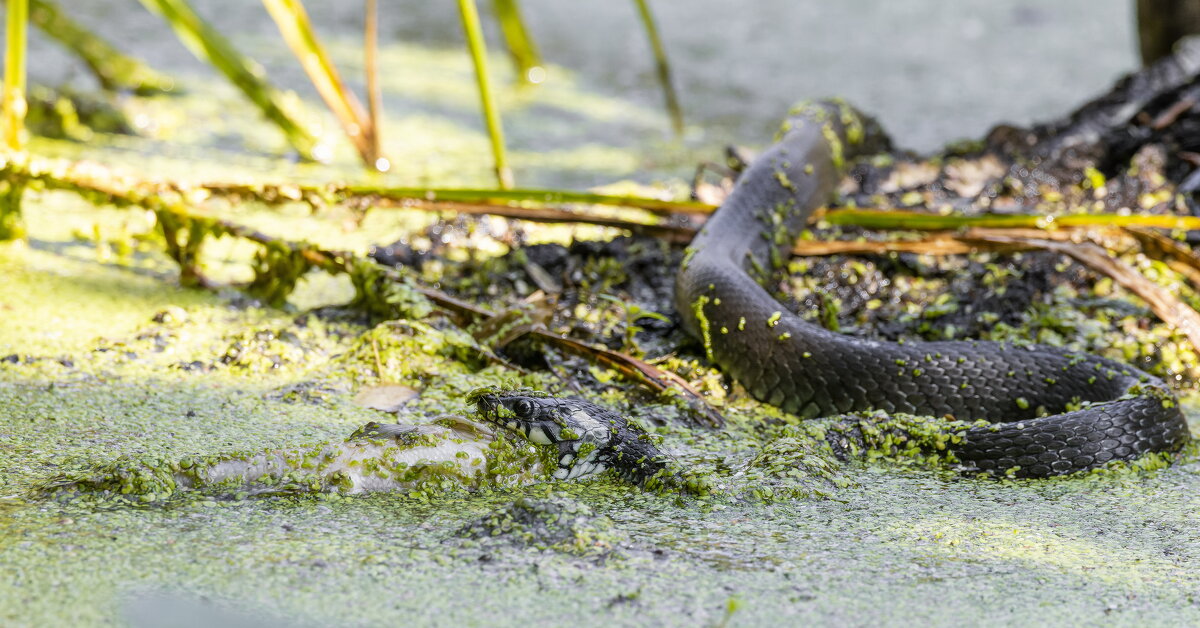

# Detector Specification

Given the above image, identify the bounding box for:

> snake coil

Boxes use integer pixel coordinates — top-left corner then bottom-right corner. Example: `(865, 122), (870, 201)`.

(675, 101), (1190, 477)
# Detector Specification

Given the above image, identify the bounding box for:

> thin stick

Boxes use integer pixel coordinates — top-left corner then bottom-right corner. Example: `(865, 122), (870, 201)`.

(457, 0), (513, 189)
(822, 208), (1200, 231)
(791, 227), (1080, 257)
(371, 335), (385, 381)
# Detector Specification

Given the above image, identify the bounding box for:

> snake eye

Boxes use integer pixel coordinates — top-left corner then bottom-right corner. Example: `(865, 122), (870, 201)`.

(512, 399), (535, 418)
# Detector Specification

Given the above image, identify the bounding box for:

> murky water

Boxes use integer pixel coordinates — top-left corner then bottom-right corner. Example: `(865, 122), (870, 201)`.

(37, 0), (1135, 156)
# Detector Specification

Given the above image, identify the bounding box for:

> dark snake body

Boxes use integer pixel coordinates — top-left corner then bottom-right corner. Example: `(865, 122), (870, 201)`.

(675, 101), (1190, 478)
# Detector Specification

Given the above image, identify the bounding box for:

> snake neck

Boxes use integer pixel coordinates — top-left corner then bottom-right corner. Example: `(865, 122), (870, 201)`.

(676, 101), (884, 362)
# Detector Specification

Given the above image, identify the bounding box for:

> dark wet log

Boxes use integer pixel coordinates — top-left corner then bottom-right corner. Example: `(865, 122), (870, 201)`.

(1028, 35), (1200, 171)
(1138, 0), (1200, 65)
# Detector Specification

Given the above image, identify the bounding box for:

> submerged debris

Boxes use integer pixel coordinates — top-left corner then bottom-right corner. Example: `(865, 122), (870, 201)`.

(459, 495), (623, 555)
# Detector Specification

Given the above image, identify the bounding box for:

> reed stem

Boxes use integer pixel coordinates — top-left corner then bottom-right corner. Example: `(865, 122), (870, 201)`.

(457, 0), (513, 189)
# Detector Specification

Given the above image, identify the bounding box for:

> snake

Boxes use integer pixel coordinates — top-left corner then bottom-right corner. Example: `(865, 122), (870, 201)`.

(477, 100), (1191, 487)
(677, 100), (1190, 479)
(471, 389), (677, 489)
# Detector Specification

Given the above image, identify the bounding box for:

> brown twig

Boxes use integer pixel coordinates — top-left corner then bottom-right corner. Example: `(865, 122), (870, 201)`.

(545, 335), (723, 428)
(1151, 85), (1200, 130)
(792, 227), (1080, 257)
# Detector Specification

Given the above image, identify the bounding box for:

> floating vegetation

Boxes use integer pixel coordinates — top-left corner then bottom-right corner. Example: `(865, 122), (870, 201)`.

(5, 12), (1200, 628)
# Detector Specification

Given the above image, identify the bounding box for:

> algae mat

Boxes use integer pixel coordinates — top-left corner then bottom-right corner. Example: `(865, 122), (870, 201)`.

(6, 30), (1200, 624)
(3, 199), (1200, 628)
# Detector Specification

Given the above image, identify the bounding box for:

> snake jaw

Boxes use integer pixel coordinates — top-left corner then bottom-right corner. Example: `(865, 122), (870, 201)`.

(475, 394), (561, 445)
(472, 391), (623, 481)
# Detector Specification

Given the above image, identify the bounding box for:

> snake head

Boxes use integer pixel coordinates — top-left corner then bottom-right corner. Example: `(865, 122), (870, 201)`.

(470, 390), (619, 480)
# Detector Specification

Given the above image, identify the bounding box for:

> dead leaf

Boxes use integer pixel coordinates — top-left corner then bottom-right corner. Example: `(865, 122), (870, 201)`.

(943, 155), (1006, 198)
(353, 384), (420, 413)
(879, 160), (939, 193)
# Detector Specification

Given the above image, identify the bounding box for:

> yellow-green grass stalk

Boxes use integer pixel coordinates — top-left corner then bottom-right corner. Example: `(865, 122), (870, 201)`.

(823, 208), (1200, 231)
(138, 0), (317, 160)
(492, 0), (544, 85)
(632, 0), (682, 137)
(457, 0), (513, 189)
(3, 0), (27, 151)
(364, 0), (385, 171)
(27, 0), (174, 95)
(0, 0), (26, 240)
(262, 0), (381, 169)
(341, 185), (712, 214)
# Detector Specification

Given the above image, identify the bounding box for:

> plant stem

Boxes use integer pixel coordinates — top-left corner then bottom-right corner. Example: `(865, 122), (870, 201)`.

(339, 185), (712, 213)
(822, 208), (1200, 231)
(261, 0), (379, 168)
(632, 0), (682, 137)
(137, 0), (317, 160)
(3, 0), (27, 151)
(491, 0), (543, 85)
(457, 0), (513, 189)
(0, 0), (22, 240)
(364, 0), (384, 171)
(25, 0), (174, 95)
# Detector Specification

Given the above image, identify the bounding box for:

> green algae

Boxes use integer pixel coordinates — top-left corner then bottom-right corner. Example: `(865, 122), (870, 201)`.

(5, 289), (1200, 627)
(246, 240), (312, 309)
(459, 494), (624, 556)
(0, 177), (25, 240)
(690, 294), (715, 362)
(9, 464), (1200, 626)
(6, 47), (1200, 628)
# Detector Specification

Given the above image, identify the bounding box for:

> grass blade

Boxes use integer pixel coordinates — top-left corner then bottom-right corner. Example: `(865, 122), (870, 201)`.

(3, 0), (27, 151)
(137, 0), (317, 160)
(27, 0), (174, 95)
(457, 0), (513, 189)
(0, 0), (24, 240)
(632, 0), (682, 136)
(339, 185), (712, 213)
(822, 208), (1200, 231)
(491, 0), (544, 85)
(364, 0), (384, 171)
(261, 0), (380, 169)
